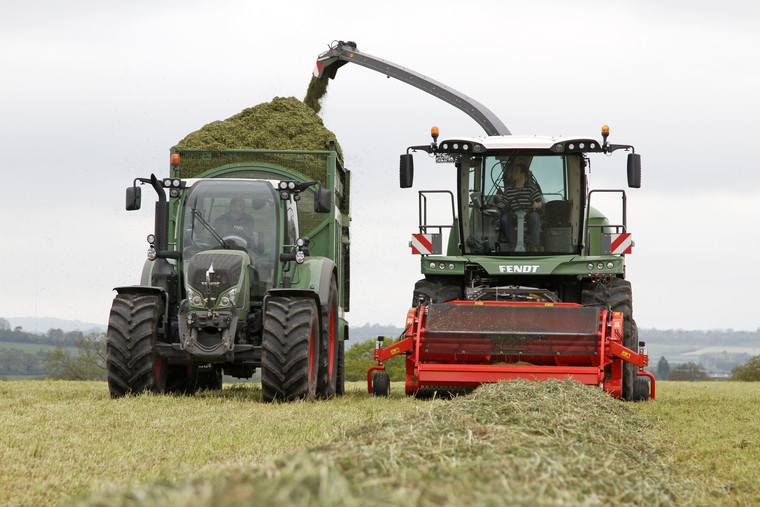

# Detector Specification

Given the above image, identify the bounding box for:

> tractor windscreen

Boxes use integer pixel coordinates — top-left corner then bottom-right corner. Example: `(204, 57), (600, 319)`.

(460, 153), (583, 255)
(180, 180), (279, 295)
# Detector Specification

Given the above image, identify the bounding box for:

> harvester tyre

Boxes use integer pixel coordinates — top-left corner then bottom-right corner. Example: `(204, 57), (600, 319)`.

(582, 278), (637, 401)
(372, 371), (391, 397)
(261, 297), (320, 402)
(633, 376), (650, 401)
(317, 277), (340, 398)
(412, 278), (462, 307)
(106, 293), (166, 398)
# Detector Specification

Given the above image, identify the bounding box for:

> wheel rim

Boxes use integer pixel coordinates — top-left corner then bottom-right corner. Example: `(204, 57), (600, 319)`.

(309, 328), (315, 381)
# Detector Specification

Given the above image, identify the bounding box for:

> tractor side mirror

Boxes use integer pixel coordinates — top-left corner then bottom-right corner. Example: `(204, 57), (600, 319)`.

(126, 186), (141, 210)
(627, 153), (641, 188)
(314, 188), (331, 213)
(400, 154), (414, 188)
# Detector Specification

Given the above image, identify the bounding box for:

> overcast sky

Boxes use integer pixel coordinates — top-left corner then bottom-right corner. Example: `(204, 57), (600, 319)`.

(1, 1), (758, 332)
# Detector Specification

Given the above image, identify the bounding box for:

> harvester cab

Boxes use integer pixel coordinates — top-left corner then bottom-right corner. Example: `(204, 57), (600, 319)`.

(314, 40), (652, 401)
(108, 147), (348, 402)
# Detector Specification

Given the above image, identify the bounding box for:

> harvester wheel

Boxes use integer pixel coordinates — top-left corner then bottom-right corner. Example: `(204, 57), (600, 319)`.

(317, 277), (340, 398)
(372, 371), (391, 397)
(106, 293), (166, 398)
(261, 297), (320, 402)
(582, 278), (637, 401)
(412, 278), (462, 307)
(633, 376), (650, 401)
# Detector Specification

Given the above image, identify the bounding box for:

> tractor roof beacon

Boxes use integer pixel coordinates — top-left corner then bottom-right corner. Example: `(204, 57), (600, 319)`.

(315, 41), (652, 401)
(107, 146), (350, 402)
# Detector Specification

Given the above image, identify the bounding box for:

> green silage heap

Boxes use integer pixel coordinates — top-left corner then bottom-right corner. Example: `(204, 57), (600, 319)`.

(173, 96), (342, 159)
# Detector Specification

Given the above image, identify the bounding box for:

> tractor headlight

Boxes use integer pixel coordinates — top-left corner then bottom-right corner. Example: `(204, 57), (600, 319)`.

(187, 286), (204, 308)
(217, 287), (238, 309)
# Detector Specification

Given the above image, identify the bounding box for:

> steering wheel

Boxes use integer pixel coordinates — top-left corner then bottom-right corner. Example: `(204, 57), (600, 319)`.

(222, 234), (249, 249)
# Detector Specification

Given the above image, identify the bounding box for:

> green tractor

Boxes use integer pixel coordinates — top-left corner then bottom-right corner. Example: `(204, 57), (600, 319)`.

(107, 147), (350, 401)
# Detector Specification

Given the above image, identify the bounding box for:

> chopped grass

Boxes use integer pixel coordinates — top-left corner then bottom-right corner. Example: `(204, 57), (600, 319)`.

(7, 380), (759, 506)
(172, 96), (342, 158)
(77, 380), (685, 506)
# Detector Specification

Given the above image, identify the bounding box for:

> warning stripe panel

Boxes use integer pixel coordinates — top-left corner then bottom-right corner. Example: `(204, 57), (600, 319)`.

(610, 233), (632, 254)
(411, 234), (433, 255)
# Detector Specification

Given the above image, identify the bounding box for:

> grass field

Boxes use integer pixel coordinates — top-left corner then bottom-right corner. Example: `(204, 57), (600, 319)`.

(1, 380), (758, 505)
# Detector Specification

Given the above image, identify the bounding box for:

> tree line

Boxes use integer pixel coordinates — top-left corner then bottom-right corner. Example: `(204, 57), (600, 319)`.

(0, 317), (85, 347)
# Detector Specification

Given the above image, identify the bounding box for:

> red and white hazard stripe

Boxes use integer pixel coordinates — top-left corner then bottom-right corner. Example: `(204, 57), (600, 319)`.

(610, 233), (633, 255)
(410, 234), (433, 255)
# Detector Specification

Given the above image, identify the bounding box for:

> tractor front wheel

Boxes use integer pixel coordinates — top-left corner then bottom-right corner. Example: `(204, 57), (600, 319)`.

(261, 297), (320, 402)
(106, 293), (166, 398)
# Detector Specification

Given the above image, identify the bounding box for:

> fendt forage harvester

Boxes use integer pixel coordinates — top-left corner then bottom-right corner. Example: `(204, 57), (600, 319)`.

(315, 41), (654, 400)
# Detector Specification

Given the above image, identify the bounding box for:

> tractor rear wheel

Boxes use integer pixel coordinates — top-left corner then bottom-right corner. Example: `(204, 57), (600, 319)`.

(317, 277), (340, 398)
(261, 297), (320, 402)
(582, 278), (637, 401)
(106, 293), (166, 398)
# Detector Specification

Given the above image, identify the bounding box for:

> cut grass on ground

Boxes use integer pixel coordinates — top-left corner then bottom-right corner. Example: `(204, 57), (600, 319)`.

(80, 380), (684, 506)
(3, 380), (760, 505)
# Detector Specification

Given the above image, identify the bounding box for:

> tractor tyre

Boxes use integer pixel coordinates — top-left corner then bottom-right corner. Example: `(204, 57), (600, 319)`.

(582, 278), (637, 401)
(633, 376), (650, 401)
(372, 371), (391, 397)
(412, 278), (462, 307)
(106, 293), (167, 398)
(261, 297), (320, 402)
(317, 277), (340, 398)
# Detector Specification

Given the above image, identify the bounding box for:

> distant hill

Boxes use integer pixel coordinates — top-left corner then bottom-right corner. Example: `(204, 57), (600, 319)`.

(4, 317), (106, 335)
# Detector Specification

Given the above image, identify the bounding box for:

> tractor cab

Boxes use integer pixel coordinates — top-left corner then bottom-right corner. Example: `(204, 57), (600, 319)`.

(179, 178), (284, 299)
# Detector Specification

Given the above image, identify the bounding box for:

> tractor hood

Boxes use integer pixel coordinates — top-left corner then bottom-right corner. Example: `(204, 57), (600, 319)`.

(185, 249), (250, 311)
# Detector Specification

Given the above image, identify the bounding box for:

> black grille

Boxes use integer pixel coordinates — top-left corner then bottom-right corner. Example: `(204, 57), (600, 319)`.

(187, 252), (244, 300)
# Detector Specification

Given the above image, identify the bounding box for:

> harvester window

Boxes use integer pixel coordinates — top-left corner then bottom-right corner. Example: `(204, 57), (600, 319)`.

(461, 153), (581, 255)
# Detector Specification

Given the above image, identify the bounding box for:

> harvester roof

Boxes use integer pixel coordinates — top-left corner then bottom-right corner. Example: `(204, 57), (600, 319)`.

(437, 135), (604, 154)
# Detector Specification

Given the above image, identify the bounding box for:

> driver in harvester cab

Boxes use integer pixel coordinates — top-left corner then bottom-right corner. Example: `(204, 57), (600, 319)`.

(493, 164), (543, 252)
(213, 197), (255, 247)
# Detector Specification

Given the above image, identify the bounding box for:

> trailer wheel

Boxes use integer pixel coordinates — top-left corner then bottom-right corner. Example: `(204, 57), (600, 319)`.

(261, 297), (320, 402)
(317, 277), (340, 398)
(372, 371), (391, 397)
(412, 278), (462, 307)
(195, 364), (223, 391)
(106, 293), (166, 398)
(336, 339), (345, 396)
(583, 278), (637, 401)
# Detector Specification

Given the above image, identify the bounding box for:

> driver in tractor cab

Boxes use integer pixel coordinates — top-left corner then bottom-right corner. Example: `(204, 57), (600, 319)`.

(493, 164), (543, 252)
(213, 197), (255, 248)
